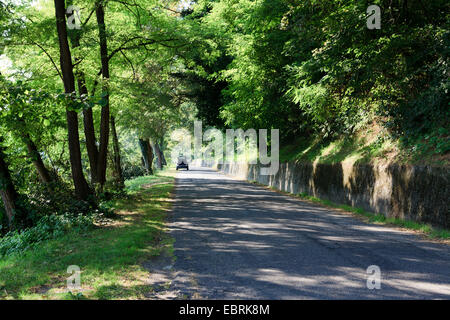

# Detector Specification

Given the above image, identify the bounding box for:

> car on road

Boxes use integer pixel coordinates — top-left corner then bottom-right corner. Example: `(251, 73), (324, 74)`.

(176, 155), (189, 171)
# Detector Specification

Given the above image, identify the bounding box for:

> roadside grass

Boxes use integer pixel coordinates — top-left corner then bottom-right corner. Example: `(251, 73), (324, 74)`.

(0, 173), (175, 300)
(249, 181), (450, 241)
(125, 173), (174, 192)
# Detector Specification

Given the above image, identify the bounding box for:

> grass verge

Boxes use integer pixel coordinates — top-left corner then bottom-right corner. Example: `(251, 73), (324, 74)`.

(0, 173), (175, 300)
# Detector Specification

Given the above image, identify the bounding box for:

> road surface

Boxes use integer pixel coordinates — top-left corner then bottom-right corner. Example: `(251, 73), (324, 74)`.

(159, 167), (450, 299)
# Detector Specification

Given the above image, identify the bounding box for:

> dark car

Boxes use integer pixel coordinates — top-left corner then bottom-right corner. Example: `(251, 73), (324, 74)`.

(176, 156), (189, 171)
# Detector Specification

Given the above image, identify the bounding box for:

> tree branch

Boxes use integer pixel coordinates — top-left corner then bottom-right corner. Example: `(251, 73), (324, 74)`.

(120, 49), (136, 80)
(29, 41), (63, 81)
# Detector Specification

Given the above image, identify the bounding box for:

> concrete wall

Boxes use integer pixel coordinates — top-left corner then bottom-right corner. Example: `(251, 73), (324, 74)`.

(196, 160), (449, 228)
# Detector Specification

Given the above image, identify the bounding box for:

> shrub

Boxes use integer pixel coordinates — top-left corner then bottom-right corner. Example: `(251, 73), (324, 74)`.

(0, 213), (95, 257)
(6, 179), (99, 231)
(122, 164), (147, 180)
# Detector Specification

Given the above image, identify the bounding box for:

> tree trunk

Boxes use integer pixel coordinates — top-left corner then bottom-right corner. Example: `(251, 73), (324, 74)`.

(82, 106), (100, 184)
(146, 140), (154, 174)
(16, 118), (53, 184)
(159, 142), (167, 166)
(138, 139), (148, 171)
(77, 75), (99, 185)
(110, 115), (124, 187)
(66, 9), (100, 185)
(0, 140), (18, 225)
(138, 139), (153, 175)
(54, 0), (91, 200)
(23, 134), (52, 184)
(95, 1), (110, 187)
(153, 142), (163, 170)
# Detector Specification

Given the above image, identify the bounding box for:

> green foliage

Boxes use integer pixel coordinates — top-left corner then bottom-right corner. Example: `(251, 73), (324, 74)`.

(0, 213), (94, 257)
(0, 0), (185, 231)
(0, 176), (117, 256)
(0, 77), (65, 141)
(180, 0), (449, 156)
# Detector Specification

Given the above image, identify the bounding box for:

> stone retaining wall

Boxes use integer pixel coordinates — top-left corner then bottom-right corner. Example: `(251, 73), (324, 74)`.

(195, 160), (449, 228)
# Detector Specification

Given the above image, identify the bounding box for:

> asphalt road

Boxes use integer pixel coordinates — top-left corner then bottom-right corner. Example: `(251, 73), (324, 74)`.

(165, 167), (450, 299)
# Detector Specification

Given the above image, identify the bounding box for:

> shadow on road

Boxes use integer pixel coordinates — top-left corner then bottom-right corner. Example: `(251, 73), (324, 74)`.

(164, 167), (450, 299)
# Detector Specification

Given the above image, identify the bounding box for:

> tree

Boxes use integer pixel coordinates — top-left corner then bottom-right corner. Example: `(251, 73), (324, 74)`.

(53, 0), (91, 200)
(138, 138), (154, 175)
(110, 115), (124, 187)
(94, 0), (110, 188)
(0, 137), (19, 225)
(0, 79), (57, 184)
